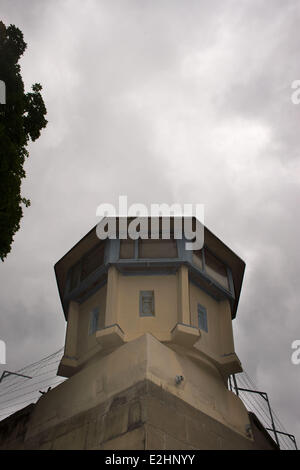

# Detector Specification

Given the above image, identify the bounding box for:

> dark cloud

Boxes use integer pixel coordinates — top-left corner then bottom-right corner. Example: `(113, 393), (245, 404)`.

(0, 0), (299, 445)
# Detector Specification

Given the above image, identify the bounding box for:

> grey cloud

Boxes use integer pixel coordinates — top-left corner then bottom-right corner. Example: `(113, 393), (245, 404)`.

(0, 0), (299, 445)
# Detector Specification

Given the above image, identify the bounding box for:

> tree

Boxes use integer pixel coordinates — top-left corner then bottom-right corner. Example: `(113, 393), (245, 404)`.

(0, 21), (47, 261)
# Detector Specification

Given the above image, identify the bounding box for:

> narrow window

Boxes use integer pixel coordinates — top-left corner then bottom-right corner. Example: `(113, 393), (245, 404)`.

(120, 239), (135, 259)
(81, 243), (105, 281)
(193, 249), (203, 270)
(97, 308), (105, 330)
(197, 304), (208, 332)
(139, 291), (155, 316)
(139, 239), (178, 259)
(89, 307), (99, 335)
(69, 262), (81, 291)
(204, 250), (229, 290)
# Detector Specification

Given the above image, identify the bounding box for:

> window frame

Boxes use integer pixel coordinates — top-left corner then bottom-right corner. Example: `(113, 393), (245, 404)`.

(192, 246), (234, 297)
(119, 238), (180, 261)
(139, 290), (155, 317)
(67, 241), (106, 294)
(88, 307), (99, 335)
(203, 248), (230, 291)
(197, 303), (208, 333)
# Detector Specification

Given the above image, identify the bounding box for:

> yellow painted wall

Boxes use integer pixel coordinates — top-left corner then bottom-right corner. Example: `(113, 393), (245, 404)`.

(117, 273), (179, 342)
(77, 285), (107, 358)
(189, 282), (234, 359)
(63, 269), (236, 383)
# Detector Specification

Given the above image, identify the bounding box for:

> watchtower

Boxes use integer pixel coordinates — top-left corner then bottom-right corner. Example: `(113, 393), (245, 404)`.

(3, 219), (276, 449)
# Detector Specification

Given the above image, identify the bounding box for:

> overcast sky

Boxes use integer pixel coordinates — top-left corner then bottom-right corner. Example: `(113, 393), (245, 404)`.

(0, 0), (300, 446)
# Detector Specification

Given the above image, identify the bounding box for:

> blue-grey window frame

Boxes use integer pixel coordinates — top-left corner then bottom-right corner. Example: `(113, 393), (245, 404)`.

(193, 246), (234, 297)
(67, 241), (107, 294)
(89, 307), (99, 335)
(197, 303), (208, 333)
(118, 238), (180, 262)
(139, 290), (155, 317)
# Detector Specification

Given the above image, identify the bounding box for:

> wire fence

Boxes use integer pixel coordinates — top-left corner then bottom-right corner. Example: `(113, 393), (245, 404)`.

(229, 371), (297, 450)
(0, 348), (65, 421)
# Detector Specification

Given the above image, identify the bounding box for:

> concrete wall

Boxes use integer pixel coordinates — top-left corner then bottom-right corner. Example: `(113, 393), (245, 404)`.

(77, 284), (107, 357)
(190, 283), (235, 358)
(0, 380), (276, 450)
(10, 335), (250, 442)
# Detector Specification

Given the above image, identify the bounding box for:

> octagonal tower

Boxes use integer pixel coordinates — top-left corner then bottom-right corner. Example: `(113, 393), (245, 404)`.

(6, 219), (276, 450)
(56, 219), (244, 383)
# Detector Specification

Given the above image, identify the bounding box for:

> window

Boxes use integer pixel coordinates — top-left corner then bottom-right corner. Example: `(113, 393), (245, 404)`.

(68, 243), (105, 293)
(98, 308), (105, 330)
(138, 239), (178, 259)
(193, 249), (203, 270)
(69, 262), (81, 291)
(197, 304), (208, 332)
(119, 238), (178, 260)
(204, 250), (229, 290)
(120, 239), (135, 259)
(89, 307), (99, 335)
(139, 291), (155, 316)
(81, 243), (105, 281)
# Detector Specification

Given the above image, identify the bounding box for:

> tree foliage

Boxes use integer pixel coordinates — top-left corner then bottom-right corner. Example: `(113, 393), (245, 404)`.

(0, 21), (47, 261)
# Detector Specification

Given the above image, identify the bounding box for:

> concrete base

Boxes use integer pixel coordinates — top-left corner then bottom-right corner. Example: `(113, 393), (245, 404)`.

(0, 334), (277, 450)
(0, 380), (277, 450)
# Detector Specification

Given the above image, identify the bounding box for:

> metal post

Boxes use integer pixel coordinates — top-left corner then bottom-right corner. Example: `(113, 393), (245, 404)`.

(266, 429), (297, 450)
(290, 434), (298, 450)
(232, 374), (239, 396)
(237, 387), (280, 448)
(233, 385), (297, 450)
(263, 393), (280, 449)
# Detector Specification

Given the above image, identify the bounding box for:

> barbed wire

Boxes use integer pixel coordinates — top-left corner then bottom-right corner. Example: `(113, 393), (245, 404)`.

(0, 348), (65, 421)
(0, 348), (296, 450)
(232, 371), (296, 450)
